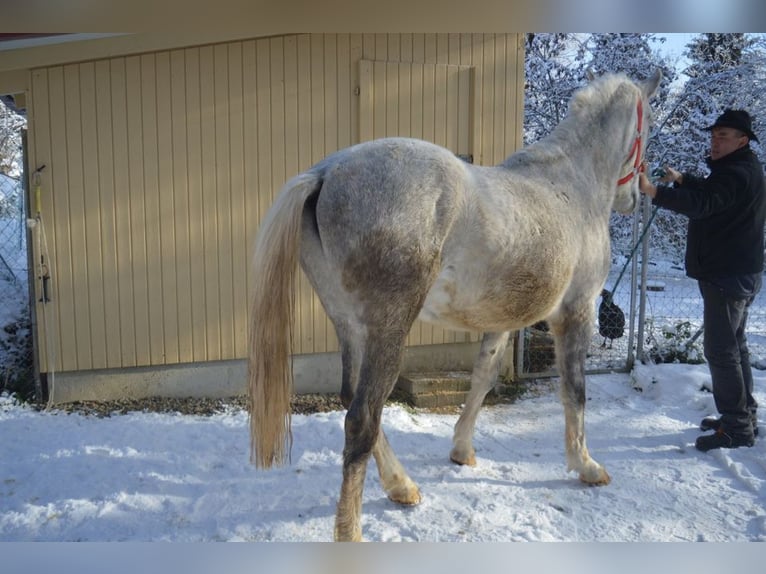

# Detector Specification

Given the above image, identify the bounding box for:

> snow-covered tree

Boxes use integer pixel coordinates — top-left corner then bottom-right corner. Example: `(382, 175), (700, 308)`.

(579, 34), (678, 258)
(662, 34), (765, 173)
(0, 98), (25, 177)
(642, 34), (766, 260)
(523, 33), (587, 145)
(586, 33), (675, 82)
(584, 34), (677, 164)
(526, 33), (765, 262)
(525, 34), (676, 150)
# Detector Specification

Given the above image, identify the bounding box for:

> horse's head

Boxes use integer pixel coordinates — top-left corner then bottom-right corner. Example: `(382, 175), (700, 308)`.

(612, 70), (662, 214)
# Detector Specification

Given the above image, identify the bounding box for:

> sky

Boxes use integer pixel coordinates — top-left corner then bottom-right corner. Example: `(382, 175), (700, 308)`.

(657, 32), (766, 69)
(658, 32), (695, 64)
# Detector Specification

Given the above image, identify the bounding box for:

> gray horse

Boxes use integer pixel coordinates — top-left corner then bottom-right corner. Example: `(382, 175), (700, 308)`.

(249, 70), (662, 541)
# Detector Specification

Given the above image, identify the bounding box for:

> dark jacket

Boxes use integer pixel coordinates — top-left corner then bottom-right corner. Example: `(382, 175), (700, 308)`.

(652, 145), (766, 284)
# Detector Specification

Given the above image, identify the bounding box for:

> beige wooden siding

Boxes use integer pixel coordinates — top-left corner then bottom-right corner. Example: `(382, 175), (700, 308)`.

(359, 60), (474, 155)
(27, 33), (524, 372)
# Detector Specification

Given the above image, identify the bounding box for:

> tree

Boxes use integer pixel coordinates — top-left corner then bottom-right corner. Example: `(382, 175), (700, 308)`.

(587, 34), (693, 262)
(523, 33), (587, 145)
(524, 33), (677, 150)
(0, 98), (25, 177)
(644, 34), (766, 259)
(524, 34), (680, 257)
(585, 34), (677, 162)
(582, 34), (679, 257)
(663, 34), (765, 173)
(586, 33), (675, 82)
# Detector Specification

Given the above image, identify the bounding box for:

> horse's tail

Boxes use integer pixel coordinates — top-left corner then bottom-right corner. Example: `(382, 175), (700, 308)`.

(249, 170), (322, 469)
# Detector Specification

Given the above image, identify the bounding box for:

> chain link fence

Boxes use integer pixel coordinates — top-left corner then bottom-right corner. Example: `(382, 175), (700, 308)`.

(0, 95), (32, 399)
(0, 168), (33, 397)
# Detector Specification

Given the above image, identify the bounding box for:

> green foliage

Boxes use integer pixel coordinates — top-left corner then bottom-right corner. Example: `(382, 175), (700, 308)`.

(644, 318), (705, 365)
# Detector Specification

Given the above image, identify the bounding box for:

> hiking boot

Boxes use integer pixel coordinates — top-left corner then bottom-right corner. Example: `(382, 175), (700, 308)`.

(700, 416), (721, 432)
(700, 416), (759, 437)
(695, 428), (755, 452)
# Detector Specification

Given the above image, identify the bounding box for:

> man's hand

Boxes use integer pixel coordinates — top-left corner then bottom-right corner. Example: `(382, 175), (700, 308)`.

(659, 166), (682, 184)
(638, 172), (657, 198)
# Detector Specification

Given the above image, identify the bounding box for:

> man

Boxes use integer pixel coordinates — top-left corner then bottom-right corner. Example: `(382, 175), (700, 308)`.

(638, 109), (766, 452)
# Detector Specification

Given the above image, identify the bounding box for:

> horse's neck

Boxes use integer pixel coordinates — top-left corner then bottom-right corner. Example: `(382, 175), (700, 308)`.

(504, 109), (631, 187)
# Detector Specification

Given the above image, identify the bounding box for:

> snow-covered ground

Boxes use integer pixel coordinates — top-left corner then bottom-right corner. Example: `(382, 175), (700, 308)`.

(3, 361), (766, 544)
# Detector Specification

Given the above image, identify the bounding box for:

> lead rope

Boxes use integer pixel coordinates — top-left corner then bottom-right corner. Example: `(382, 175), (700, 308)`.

(609, 204), (658, 294)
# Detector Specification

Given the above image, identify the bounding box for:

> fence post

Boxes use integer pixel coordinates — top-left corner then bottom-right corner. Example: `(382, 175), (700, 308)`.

(20, 130), (42, 402)
(515, 329), (525, 380)
(625, 202), (641, 370)
(636, 195), (653, 363)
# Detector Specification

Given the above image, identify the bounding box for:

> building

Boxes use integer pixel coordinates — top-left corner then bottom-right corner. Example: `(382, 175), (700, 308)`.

(0, 30), (524, 402)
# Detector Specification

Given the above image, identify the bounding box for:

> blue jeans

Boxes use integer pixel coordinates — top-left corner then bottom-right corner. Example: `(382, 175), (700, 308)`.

(699, 280), (758, 436)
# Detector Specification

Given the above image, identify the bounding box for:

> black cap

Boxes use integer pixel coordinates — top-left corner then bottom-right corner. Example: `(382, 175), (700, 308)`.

(705, 109), (759, 143)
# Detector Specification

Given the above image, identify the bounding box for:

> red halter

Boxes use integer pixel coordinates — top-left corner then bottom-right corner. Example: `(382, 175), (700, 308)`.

(616, 98), (644, 186)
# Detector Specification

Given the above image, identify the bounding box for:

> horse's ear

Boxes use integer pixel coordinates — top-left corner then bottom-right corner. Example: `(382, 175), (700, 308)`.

(643, 69), (662, 99)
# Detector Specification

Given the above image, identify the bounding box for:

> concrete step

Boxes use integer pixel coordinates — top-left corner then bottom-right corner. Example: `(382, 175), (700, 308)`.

(406, 389), (471, 409)
(395, 371), (472, 408)
(396, 371), (472, 393)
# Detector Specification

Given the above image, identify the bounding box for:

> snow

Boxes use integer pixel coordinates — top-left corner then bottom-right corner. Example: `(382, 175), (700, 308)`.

(3, 361), (766, 545)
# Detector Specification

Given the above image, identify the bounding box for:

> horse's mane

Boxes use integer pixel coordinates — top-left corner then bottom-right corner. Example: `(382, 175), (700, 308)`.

(503, 73), (637, 169)
(566, 73), (637, 128)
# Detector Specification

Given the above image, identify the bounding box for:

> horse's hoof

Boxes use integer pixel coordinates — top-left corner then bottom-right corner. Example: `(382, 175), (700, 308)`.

(579, 467), (611, 486)
(388, 484), (422, 506)
(449, 448), (477, 467)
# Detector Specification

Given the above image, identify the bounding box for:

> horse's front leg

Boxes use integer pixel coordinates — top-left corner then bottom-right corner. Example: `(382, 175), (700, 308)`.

(451, 331), (511, 466)
(550, 311), (610, 485)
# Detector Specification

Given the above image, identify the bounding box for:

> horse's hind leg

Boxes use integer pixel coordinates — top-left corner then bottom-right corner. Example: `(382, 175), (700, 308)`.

(337, 332), (420, 509)
(549, 309), (611, 485)
(373, 430), (421, 505)
(334, 331), (413, 542)
(451, 331), (511, 466)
